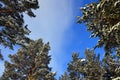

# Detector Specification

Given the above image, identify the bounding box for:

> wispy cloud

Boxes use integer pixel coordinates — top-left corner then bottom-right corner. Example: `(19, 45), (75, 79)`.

(24, 0), (74, 76)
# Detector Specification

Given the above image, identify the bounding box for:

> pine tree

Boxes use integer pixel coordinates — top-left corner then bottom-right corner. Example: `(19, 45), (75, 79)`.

(77, 0), (120, 79)
(60, 49), (119, 80)
(61, 46), (120, 80)
(102, 53), (120, 79)
(61, 49), (103, 80)
(67, 53), (81, 80)
(0, 0), (39, 49)
(59, 72), (70, 80)
(0, 39), (56, 80)
(77, 0), (120, 53)
(83, 49), (103, 80)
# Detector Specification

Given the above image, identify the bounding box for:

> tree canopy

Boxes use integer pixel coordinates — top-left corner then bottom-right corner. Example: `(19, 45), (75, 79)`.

(77, 0), (120, 53)
(0, 39), (56, 80)
(60, 0), (120, 80)
(0, 0), (39, 49)
(60, 49), (120, 80)
(0, 0), (120, 80)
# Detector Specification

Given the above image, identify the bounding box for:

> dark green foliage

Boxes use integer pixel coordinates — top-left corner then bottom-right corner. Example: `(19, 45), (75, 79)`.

(67, 53), (80, 80)
(83, 49), (103, 80)
(59, 72), (70, 80)
(76, 0), (120, 79)
(77, 0), (120, 53)
(102, 53), (120, 79)
(67, 49), (103, 80)
(1, 0), (120, 80)
(0, 0), (39, 49)
(61, 0), (120, 80)
(60, 49), (120, 80)
(0, 39), (56, 80)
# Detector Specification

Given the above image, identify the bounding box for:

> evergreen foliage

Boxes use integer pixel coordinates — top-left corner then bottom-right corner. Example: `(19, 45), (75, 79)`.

(0, 0), (39, 49)
(65, 49), (103, 80)
(59, 72), (70, 80)
(76, 0), (120, 79)
(0, 39), (56, 80)
(102, 53), (120, 79)
(0, 0), (120, 80)
(77, 0), (120, 53)
(60, 49), (120, 80)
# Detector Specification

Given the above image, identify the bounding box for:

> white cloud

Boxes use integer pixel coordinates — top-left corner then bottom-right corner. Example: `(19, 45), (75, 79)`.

(24, 0), (74, 76)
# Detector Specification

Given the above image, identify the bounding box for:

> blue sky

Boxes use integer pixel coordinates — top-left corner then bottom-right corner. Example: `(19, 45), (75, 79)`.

(0, 0), (104, 78)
